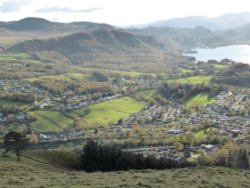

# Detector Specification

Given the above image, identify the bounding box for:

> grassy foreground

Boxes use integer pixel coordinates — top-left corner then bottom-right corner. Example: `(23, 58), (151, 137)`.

(0, 151), (250, 188)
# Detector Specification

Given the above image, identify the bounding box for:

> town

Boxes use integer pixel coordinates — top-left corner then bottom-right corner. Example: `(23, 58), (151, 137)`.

(2, 77), (248, 163)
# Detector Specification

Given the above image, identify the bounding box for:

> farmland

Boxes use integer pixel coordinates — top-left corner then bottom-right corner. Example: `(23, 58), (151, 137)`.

(82, 97), (145, 126)
(29, 111), (74, 132)
(0, 15), (250, 188)
(186, 93), (216, 107)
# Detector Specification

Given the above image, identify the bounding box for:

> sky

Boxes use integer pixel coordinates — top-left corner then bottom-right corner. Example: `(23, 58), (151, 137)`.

(0, 0), (250, 26)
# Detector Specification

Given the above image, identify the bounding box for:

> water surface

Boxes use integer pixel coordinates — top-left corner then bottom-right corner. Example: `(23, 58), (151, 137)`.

(185, 45), (250, 64)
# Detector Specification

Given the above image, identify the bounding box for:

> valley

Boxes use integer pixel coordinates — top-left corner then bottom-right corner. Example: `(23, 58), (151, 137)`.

(0, 14), (250, 187)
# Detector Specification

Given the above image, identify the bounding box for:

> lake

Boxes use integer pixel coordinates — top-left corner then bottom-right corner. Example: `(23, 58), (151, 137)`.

(185, 45), (250, 64)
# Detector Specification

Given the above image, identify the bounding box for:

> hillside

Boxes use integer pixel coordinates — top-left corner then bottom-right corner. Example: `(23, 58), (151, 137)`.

(1, 151), (250, 188)
(212, 63), (250, 87)
(130, 26), (227, 50)
(8, 29), (175, 64)
(0, 17), (114, 32)
(0, 18), (115, 50)
(234, 23), (250, 41)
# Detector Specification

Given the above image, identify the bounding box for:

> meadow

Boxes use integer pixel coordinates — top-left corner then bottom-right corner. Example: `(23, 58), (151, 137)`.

(82, 97), (145, 126)
(29, 111), (74, 132)
(185, 93), (216, 107)
(27, 97), (144, 132)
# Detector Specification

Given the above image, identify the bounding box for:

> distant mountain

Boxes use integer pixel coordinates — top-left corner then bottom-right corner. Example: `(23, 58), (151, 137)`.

(8, 29), (174, 64)
(234, 23), (250, 41)
(148, 16), (220, 30)
(0, 17), (60, 31)
(216, 23), (250, 43)
(130, 26), (228, 50)
(0, 17), (114, 33)
(135, 12), (250, 31)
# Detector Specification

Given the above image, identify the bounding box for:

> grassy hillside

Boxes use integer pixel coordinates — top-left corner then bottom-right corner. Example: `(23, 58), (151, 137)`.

(186, 93), (216, 107)
(1, 151), (250, 188)
(82, 97), (144, 126)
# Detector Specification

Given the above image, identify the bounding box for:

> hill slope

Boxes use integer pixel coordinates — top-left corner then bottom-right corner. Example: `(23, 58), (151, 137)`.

(130, 26), (227, 50)
(0, 17), (115, 50)
(1, 151), (250, 188)
(213, 63), (250, 87)
(0, 17), (114, 32)
(8, 29), (174, 64)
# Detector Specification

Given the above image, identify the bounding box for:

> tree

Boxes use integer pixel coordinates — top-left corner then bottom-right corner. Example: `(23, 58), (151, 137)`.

(28, 132), (39, 144)
(91, 72), (109, 82)
(80, 139), (192, 172)
(2, 131), (26, 161)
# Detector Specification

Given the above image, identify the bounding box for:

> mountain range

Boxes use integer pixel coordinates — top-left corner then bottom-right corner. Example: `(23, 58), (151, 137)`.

(0, 17), (114, 32)
(9, 28), (171, 64)
(134, 12), (250, 31)
(1, 13), (250, 65)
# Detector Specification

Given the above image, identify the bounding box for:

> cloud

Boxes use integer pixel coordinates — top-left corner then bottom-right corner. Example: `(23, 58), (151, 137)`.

(36, 6), (103, 13)
(0, 0), (32, 12)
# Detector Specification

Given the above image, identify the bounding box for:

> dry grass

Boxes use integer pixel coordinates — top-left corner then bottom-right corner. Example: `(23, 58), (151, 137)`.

(0, 150), (250, 188)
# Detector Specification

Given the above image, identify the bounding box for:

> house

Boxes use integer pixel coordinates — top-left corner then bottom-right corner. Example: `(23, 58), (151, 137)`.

(167, 129), (183, 135)
(201, 144), (218, 152)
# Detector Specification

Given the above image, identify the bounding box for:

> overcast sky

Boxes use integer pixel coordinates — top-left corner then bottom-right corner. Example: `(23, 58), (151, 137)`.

(0, 0), (250, 26)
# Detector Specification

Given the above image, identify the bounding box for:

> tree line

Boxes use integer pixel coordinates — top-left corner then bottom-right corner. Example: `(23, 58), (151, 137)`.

(80, 140), (192, 172)
(2, 132), (249, 171)
(161, 82), (226, 102)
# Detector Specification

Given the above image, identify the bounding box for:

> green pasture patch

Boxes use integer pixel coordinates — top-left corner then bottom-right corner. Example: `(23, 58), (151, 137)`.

(186, 93), (215, 108)
(29, 110), (74, 132)
(83, 97), (144, 126)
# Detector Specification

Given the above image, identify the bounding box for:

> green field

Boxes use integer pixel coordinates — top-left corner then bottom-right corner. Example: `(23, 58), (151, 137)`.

(1, 151), (249, 188)
(0, 53), (31, 59)
(82, 97), (144, 126)
(186, 93), (216, 107)
(0, 53), (43, 64)
(181, 69), (193, 73)
(214, 64), (228, 69)
(195, 127), (217, 139)
(29, 111), (74, 132)
(112, 70), (147, 76)
(168, 76), (212, 84)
